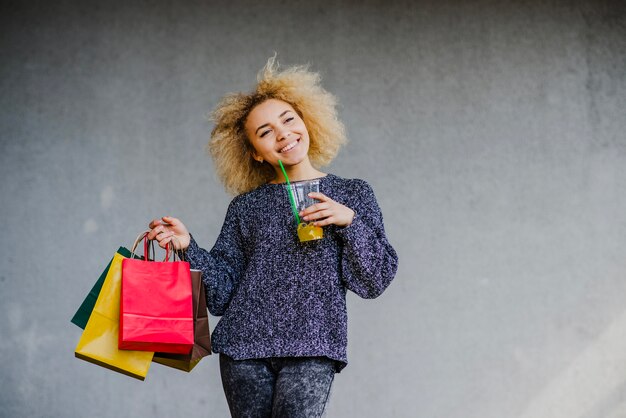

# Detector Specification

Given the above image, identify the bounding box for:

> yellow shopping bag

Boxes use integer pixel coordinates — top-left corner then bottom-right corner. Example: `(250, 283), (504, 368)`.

(75, 252), (154, 380)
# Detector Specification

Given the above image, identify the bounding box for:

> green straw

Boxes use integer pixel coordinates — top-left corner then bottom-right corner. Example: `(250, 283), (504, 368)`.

(279, 160), (301, 225)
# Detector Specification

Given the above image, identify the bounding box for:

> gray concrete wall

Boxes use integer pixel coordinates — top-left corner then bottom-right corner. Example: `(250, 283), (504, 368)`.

(1, 0), (625, 417)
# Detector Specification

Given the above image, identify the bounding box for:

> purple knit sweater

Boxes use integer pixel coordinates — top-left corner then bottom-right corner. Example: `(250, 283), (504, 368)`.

(185, 174), (398, 371)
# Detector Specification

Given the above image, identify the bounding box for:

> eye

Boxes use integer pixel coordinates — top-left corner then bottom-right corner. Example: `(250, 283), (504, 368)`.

(260, 129), (272, 138)
(284, 117), (294, 124)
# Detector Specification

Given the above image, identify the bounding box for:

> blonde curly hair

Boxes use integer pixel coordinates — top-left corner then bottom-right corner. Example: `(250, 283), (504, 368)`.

(209, 56), (347, 195)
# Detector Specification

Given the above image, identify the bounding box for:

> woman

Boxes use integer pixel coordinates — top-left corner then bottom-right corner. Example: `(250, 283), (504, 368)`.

(148, 57), (398, 417)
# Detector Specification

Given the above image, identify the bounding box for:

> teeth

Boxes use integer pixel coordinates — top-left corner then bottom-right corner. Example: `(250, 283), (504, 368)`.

(280, 140), (298, 153)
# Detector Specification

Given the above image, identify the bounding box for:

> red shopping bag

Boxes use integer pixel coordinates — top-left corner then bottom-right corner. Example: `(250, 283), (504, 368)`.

(119, 232), (194, 354)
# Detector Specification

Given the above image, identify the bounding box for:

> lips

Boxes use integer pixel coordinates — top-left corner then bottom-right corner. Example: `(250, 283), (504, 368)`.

(279, 138), (300, 153)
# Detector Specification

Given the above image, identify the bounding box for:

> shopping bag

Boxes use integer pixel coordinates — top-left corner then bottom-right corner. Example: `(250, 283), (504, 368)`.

(119, 232), (194, 354)
(71, 247), (135, 329)
(153, 269), (212, 372)
(74, 252), (154, 380)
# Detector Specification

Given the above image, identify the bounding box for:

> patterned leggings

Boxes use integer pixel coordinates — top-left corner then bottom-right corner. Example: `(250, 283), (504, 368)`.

(219, 354), (336, 418)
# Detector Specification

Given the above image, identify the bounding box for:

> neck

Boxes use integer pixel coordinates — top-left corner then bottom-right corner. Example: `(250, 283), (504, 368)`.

(272, 159), (324, 183)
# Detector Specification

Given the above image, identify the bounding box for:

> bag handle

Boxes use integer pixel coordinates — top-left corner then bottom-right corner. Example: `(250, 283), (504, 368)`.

(130, 230), (179, 262)
(130, 231), (149, 260)
(164, 236), (186, 262)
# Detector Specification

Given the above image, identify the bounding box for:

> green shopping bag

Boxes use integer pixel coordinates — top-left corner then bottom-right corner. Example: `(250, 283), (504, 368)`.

(71, 247), (134, 329)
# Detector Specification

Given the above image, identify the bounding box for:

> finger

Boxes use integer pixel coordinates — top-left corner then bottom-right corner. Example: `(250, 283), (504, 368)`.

(152, 225), (175, 241)
(307, 192), (331, 202)
(161, 230), (177, 242)
(304, 209), (331, 221)
(162, 216), (177, 226)
(169, 235), (182, 249)
(146, 228), (159, 240)
(154, 229), (168, 240)
(313, 216), (334, 227)
(158, 235), (173, 249)
(300, 202), (330, 217)
(148, 218), (163, 229)
(163, 235), (183, 250)
(147, 224), (165, 240)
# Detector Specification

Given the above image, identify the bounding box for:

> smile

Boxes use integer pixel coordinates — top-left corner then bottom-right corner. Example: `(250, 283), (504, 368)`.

(279, 138), (300, 153)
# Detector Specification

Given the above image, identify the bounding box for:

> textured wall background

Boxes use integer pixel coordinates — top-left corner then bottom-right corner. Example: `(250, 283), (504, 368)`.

(1, 1), (625, 417)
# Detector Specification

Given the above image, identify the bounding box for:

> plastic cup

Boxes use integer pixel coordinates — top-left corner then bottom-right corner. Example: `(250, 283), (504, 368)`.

(285, 179), (324, 242)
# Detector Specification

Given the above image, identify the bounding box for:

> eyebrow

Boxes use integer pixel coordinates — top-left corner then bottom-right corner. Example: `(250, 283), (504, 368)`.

(254, 110), (292, 135)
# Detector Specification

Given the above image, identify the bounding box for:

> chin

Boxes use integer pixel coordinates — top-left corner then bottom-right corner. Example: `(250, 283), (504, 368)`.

(279, 154), (307, 165)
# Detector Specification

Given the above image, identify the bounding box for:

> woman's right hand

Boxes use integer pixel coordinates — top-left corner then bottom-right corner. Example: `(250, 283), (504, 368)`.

(147, 216), (191, 250)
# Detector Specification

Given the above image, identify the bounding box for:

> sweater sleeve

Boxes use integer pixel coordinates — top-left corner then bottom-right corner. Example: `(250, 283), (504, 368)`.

(335, 180), (398, 299)
(184, 198), (245, 316)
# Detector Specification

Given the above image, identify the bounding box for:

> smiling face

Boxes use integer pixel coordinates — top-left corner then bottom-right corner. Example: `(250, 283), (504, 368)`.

(244, 99), (311, 172)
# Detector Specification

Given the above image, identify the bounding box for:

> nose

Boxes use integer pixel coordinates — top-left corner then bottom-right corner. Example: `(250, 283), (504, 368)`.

(276, 127), (290, 141)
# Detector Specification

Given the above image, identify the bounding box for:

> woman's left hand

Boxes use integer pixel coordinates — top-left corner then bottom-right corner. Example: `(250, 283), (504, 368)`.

(300, 192), (355, 228)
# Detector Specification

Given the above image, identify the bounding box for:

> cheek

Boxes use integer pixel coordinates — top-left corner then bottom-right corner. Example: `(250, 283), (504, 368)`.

(303, 129), (312, 142)
(297, 121), (310, 136)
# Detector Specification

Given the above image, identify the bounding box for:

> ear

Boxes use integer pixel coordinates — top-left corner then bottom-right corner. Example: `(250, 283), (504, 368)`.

(251, 150), (263, 163)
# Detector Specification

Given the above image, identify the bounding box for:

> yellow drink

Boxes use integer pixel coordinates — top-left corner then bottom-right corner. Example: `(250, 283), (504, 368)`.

(297, 222), (324, 242)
